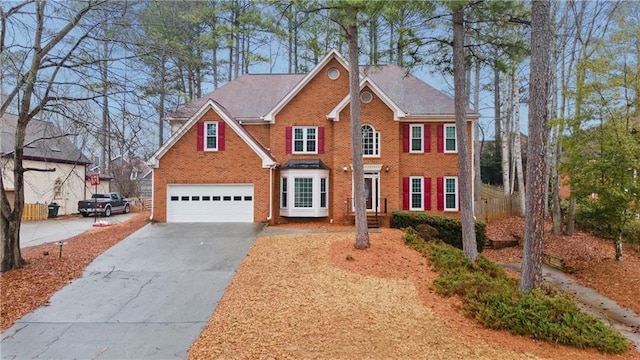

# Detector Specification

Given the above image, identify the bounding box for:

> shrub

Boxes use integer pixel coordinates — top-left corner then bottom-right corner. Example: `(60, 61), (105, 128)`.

(622, 219), (640, 245)
(402, 236), (630, 354)
(392, 211), (487, 252)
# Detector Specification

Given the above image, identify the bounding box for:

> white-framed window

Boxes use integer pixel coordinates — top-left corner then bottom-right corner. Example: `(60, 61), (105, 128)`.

(205, 122), (218, 151)
(362, 124), (380, 157)
(444, 176), (458, 211)
(410, 124), (423, 153)
(410, 176), (423, 210)
(280, 169), (329, 217)
(281, 177), (287, 208)
(294, 178), (313, 208)
(320, 178), (327, 208)
(444, 124), (457, 153)
(293, 127), (317, 154)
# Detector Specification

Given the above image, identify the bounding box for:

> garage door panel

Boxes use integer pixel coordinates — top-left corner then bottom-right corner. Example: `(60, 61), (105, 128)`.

(167, 185), (253, 223)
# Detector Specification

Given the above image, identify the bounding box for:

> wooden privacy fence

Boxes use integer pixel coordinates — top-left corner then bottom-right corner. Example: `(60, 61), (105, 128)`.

(22, 203), (48, 221)
(474, 193), (523, 223)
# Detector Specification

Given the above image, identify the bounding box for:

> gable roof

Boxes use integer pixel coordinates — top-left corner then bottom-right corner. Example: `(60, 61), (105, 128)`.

(167, 73), (305, 121)
(327, 77), (407, 121)
(262, 49), (351, 123)
(149, 99), (277, 168)
(0, 113), (91, 165)
(163, 53), (478, 124)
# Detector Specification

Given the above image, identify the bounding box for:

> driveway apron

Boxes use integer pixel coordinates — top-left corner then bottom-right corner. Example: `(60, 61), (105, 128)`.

(1, 222), (262, 360)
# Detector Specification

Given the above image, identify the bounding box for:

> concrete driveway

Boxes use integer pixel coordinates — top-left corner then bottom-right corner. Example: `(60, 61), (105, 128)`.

(1, 222), (263, 360)
(20, 213), (137, 248)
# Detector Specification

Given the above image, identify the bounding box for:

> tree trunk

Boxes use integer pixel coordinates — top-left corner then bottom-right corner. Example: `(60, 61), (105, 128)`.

(1, 168), (26, 272)
(347, 22), (369, 250)
(565, 196), (576, 235)
(494, 60), (501, 146)
(473, 59), (482, 201)
(453, 6), (477, 261)
(521, 0), (551, 293)
(615, 233), (623, 261)
(511, 63), (526, 214)
(500, 71), (511, 195)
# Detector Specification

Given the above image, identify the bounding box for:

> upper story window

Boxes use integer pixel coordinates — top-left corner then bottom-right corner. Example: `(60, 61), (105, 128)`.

(410, 124), (423, 153)
(444, 124), (457, 153)
(205, 122), (218, 151)
(362, 124), (380, 157)
(294, 127), (317, 154)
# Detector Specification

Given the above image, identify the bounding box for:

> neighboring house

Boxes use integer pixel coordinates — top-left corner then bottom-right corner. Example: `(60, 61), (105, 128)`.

(1, 113), (91, 215)
(148, 50), (479, 225)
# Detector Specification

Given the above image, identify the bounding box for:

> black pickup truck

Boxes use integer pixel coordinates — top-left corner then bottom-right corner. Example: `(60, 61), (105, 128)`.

(78, 192), (130, 217)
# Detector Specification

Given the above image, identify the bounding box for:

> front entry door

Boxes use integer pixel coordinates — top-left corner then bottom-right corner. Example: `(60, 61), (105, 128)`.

(363, 173), (379, 212)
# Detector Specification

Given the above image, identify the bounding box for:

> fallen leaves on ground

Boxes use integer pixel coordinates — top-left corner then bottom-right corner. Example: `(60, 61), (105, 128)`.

(484, 216), (640, 317)
(189, 227), (639, 360)
(0, 211), (149, 331)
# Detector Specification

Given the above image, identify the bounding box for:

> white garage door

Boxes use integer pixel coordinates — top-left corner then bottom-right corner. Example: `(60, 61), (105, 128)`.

(167, 184), (254, 223)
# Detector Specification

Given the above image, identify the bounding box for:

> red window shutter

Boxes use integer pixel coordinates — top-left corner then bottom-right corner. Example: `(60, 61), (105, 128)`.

(424, 125), (431, 153)
(424, 177), (432, 210)
(437, 125), (444, 153)
(402, 177), (409, 210)
(196, 122), (204, 151)
(318, 127), (325, 154)
(285, 127), (292, 154)
(402, 124), (409, 153)
(218, 122), (225, 151)
(437, 177), (444, 211)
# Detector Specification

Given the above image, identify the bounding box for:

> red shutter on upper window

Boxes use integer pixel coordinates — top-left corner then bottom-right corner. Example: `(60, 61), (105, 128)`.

(437, 125), (444, 153)
(218, 122), (225, 151)
(424, 125), (431, 153)
(196, 122), (204, 151)
(424, 177), (432, 210)
(402, 177), (409, 210)
(285, 127), (292, 154)
(402, 124), (409, 153)
(437, 177), (444, 211)
(318, 127), (325, 154)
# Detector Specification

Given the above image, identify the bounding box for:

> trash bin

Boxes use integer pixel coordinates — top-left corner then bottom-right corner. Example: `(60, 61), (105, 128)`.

(48, 203), (60, 218)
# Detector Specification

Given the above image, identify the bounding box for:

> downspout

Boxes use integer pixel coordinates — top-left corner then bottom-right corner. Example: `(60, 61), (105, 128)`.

(267, 165), (273, 221)
(149, 168), (154, 221)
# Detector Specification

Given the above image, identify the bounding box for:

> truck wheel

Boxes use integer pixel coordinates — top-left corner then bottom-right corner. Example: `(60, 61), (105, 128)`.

(104, 206), (112, 217)
(81, 213), (89, 218)
(124, 204), (130, 214)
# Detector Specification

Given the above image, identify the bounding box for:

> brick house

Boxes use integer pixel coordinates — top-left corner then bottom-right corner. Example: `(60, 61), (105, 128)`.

(148, 50), (478, 225)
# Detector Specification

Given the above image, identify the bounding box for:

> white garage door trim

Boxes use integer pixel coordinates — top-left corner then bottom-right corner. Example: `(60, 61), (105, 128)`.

(167, 184), (254, 223)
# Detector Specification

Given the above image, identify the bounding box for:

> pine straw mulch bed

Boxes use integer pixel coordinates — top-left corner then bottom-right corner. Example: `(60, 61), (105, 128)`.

(0, 211), (149, 331)
(484, 216), (640, 317)
(189, 227), (639, 360)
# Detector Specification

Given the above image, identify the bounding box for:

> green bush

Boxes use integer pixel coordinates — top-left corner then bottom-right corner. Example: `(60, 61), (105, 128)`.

(391, 211), (487, 252)
(404, 237), (629, 354)
(622, 219), (640, 245)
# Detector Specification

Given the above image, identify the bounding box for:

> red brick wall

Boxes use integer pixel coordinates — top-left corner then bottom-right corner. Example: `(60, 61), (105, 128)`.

(153, 109), (270, 222)
(268, 58), (351, 224)
(154, 57), (475, 225)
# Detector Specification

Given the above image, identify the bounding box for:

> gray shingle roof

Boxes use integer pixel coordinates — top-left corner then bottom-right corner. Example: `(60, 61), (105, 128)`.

(168, 73), (306, 120)
(362, 65), (460, 116)
(1, 113), (91, 165)
(166, 64), (470, 121)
